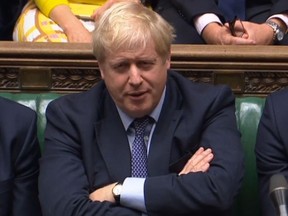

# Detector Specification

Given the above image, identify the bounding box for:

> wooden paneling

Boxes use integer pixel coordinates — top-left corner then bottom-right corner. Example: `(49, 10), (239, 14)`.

(1, 41), (288, 96)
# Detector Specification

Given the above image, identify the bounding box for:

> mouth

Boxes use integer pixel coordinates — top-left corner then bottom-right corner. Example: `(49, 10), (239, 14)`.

(128, 90), (147, 100)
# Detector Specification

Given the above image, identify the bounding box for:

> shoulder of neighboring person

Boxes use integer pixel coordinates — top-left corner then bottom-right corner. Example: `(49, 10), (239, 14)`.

(0, 97), (36, 121)
(265, 88), (288, 111)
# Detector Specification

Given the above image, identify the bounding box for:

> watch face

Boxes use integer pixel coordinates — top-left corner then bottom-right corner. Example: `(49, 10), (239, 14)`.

(277, 30), (284, 41)
(113, 184), (122, 196)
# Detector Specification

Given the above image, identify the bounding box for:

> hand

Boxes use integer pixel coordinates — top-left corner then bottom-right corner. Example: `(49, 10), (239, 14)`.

(179, 147), (214, 175)
(236, 21), (275, 45)
(64, 25), (92, 43)
(91, 0), (141, 21)
(202, 22), (255, 45)
(227, 19), (249, 38)
(49, 5), (93, 43)
(89, 182), (117, 202)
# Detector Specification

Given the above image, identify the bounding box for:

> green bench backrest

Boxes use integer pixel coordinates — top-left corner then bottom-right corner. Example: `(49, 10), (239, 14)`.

(0, 93), (266, 216)
(0, 93), (62, 152)
(234, 97), (266, 216)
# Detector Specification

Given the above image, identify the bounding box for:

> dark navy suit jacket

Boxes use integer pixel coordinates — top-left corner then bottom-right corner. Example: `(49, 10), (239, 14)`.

(0, 97), (41, 216)
(256, 88), (288, 216)
(154, 0), (288, 44)
(39, 70), (244, 216)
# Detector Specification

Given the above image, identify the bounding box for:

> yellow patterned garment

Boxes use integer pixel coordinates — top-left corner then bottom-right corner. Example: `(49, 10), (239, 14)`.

(36, 0), (106, 17)
(13, 0), (105, 42)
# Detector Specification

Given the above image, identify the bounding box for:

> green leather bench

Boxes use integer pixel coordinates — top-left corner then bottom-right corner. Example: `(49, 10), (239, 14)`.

(0, 92), (266, 216)
(0, 93), (62, 152)
(234, 97), (265, 216)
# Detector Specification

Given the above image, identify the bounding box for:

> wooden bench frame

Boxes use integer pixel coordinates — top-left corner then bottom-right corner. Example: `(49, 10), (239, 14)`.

(1, 41), (288, 96)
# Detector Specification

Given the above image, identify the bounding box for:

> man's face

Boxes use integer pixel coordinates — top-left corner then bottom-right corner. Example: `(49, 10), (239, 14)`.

(99, 41), (170, 118)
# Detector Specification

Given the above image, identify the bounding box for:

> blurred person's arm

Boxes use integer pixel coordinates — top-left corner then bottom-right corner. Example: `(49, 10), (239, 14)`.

(195, 13), (255, 45)
(49, 5), (92, 42)
(235, 15), (287, 45)
(34, 0), (92, 42)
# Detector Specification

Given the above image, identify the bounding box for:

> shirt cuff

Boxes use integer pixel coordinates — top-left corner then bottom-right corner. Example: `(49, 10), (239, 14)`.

(268, 14), (288, 30)
(194, 13), (222, 35)
(121, 177), (146, 213)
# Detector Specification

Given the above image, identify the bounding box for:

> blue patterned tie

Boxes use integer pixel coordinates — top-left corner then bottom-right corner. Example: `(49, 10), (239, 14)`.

(218, 0), (245, 21)
(131, 117), (150, 178)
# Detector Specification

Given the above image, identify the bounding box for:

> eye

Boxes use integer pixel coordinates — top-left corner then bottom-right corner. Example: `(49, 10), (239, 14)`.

(112, 62), (129, 72)
(138, 61), (154, 70)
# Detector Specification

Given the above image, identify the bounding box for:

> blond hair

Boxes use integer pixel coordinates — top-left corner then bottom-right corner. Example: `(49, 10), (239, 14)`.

(92, 2), (175, 63)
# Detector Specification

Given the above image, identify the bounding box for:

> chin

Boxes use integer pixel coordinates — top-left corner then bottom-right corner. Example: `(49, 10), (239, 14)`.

(128, 107), (152, 118)
(123, 100), (155, 117)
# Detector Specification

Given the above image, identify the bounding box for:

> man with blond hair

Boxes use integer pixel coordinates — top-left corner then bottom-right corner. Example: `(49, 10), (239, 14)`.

(39, 2), (244, 215)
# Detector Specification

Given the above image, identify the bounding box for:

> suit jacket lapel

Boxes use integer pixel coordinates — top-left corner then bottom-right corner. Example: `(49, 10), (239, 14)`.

(148, 76), (183, 176)
(148, 110), (182, 176)
(94, 98), (131, 181)
(93, 73), (184, 179)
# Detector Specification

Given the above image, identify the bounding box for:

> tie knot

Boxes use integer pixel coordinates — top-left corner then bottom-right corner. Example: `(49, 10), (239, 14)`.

(133, 116), (150, 135)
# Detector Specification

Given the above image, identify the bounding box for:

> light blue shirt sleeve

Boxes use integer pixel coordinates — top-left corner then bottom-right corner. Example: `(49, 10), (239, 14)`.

(121, 177), (147, 213)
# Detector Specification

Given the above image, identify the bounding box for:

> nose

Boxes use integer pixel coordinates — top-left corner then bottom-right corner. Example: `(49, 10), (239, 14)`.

(128, 65), (143, 86)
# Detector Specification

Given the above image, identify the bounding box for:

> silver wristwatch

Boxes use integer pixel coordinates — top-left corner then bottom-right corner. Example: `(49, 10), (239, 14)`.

(266, 20), (285, 42)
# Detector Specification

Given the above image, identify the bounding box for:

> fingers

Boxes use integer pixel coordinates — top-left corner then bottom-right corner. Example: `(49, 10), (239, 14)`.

(221, 23), (255, 44)
(179, 147), (214, 176)
(89, 182), (117, 202)
(231, 37), (256, 45)
(241, 32), (249, 39)
(91, 0), (117, 21)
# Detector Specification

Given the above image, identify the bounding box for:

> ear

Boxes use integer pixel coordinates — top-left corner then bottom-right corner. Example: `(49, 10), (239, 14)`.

(98, 65), (105, 79)
(166, 53), (171, 69)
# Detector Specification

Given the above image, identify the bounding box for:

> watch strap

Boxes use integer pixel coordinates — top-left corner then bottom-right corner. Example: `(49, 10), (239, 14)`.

(266, 20), (285, 42)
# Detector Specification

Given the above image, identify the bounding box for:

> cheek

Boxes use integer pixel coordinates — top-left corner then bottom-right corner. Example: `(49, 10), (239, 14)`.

(105, 75), (127, 97)
(153, 68), (167, 86)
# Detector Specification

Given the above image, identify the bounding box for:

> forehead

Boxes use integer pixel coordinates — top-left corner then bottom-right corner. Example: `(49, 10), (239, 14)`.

(106, 40), (158, 61)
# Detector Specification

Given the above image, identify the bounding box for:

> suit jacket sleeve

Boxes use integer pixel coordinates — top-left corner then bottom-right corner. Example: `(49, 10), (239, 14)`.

(169, 0), (225, 23)
(12, 110), (42, 216)
(144, 85), (244, 215)
(0, 99), (41, 216)
(270, 0), (288, 15)
(246, 0), (288, 21)
(255, 90), (288, 216)
(39, 100), (141, 216)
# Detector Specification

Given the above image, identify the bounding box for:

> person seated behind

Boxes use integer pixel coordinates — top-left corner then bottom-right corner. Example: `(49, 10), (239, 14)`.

(154, 0), (288, 45)
(0, 97), (42, 216)
(13, 0), (156, 42)
(255, 88), (288, 216)
(39, 2), (244, 215)
(0, 0), (27, 40)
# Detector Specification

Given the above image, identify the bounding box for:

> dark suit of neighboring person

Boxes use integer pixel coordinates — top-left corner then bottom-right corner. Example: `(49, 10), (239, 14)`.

(0, 97), (42, 216)
(0, 0), (27, 40)
(154, 0), (288, 44)
(255, 88), (288, 216)
(39, 71), (244, 216)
